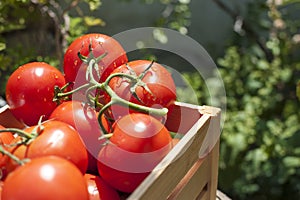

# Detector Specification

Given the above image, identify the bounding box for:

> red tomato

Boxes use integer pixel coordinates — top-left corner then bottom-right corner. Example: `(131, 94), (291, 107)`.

(1, 137), (27, 179)
(0, 180), (3, 198)
(5, 62), (65, 126)
(2, 156), (89, 200)
(105, 60), (176, 120)
(25, 120), (89, 174)
(49, 100), (109, 174)
(84, 173), (120, 200)
(63, 33), (128, 85)
(0, 125), (14, 145)
(97, 113), (173, 193)
(0, 125), (15, 180)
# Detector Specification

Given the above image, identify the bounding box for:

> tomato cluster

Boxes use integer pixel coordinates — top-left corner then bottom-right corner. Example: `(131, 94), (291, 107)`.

(0, 33), (179, 199)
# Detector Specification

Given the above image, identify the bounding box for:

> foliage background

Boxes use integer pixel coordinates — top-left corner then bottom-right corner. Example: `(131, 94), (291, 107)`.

(1, 0), (300, 199)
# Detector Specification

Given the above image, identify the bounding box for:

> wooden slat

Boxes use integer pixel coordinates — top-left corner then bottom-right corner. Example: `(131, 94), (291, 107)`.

(167, 157), (209, 200)
(208, 140), (220, 200)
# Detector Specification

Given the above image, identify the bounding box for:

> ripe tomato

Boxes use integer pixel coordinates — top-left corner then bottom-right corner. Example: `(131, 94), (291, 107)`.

(0, 125), (15, 179)
(105, 60), (176, 120)
(63, 33), (128, 85)
(1, 136), (28, 179)
(25, 120), (89, 174)
(0, 125), (14, 146)
(84, 173), (120, 200)
(2, 156), (89, 200)
(5, 62), (65, 126)
(49, 100), (109, 174)
(97, 113), (173, 193)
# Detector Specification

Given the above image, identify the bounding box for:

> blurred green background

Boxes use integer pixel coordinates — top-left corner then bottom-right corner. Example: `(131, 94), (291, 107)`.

(1, 0), (300, 199)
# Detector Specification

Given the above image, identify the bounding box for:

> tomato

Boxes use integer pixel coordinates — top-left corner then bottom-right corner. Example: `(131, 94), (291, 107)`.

(25, 120), (89, 174)
(105, 60), (176, 120)
(97, 113), (173, 193)
(63, 33), (128, 85)
(5, 62), (65, 126)
(84, 173), (120, 200)
(0, 125), (14, 146)
(0, 180), (3, 198)
(1, 137), (27, 179)
(2, 156), (89, 200)
(49, 100), (109, 174)
(0, 125), (15, 179)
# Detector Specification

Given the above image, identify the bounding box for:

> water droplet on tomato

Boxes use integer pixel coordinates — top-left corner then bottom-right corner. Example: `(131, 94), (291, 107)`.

(17, 76), (21, 80)
(43, 98), (47, 102)
(74, 60), (78, 66)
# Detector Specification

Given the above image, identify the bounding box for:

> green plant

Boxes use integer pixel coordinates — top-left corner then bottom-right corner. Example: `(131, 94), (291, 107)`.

(184, 0), (300, 199)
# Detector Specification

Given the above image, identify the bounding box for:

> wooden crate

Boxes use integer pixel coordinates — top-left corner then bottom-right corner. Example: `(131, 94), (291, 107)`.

(0, 102), (221, 200)
(128, 102), (221, 200)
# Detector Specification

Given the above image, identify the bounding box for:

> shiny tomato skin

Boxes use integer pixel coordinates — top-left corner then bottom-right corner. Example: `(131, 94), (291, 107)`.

(2, 156), (89, 200)
(0, 125), (15, 180)
(97, 113), (173, 193)
(63, 33), (128, 84)
(106, 60), (176, 120)
(25, 120), (89, 174)
(84, 173), (120, 200)
(49, 101), (109, 174)
(5, 62), (65, 126)
(0, 125), (14, 146)
(49, 100), (110, 135)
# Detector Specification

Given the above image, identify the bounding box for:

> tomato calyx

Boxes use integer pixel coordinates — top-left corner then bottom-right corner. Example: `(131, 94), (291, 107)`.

(53, 82), (75, 104)
(126, 61), (155, 104)
(78, 43), (109, 81)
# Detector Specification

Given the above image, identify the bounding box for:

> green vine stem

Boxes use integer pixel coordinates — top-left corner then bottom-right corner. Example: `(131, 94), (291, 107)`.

(0, 128), (35, 140)
(53, 50), (169, 135)
(0, 145), (29, 166)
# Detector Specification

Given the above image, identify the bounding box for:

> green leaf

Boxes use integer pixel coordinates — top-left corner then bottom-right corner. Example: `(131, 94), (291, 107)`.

(0, 43), (6, 51)
(84, 0), (102, 11)
(283, 156), (300, 168)
(84, 16), (105, 27)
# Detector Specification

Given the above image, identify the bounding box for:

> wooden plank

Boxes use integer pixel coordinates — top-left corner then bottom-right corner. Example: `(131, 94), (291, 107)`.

(167, 157), (209, 200)
(208, 140), (220, 200)
(167, 141), (220, 200)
